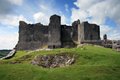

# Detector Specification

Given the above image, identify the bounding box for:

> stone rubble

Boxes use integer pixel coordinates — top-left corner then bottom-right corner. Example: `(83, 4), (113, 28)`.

(31, 53), (75, 68)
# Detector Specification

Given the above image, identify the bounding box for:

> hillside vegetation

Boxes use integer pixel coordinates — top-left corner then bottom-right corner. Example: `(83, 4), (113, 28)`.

(0, 45), (120, 80)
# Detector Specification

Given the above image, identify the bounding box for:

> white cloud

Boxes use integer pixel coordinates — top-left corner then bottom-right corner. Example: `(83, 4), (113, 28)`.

(61, 15), (67, 25)
(108, 27), (120, 40)
(33, 1), (68, 25)
(0, 14), (30, 49)
(0, 33), (18, 49)
(7, 0), (24, 6)
(33, 12), (67, 25)
(100, 25), (112, 39)
(0, 15), (30, 27)
(72, 0), (120, 25)
(65, 4), (69, 12)
(71, 0), (120, 40)
(39, 5), (48, 10)
(100, 25), (120, 40)
(33, 12), (50, 24)
(71, 8), (89, 22)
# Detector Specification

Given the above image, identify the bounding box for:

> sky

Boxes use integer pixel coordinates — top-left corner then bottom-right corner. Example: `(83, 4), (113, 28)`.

(0, 0), (120, 49)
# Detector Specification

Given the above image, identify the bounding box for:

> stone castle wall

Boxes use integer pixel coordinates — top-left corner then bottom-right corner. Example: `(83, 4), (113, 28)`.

(16, 21), (48, 50)
(16, 15), (101, 50)
(61, 25), (76, 48)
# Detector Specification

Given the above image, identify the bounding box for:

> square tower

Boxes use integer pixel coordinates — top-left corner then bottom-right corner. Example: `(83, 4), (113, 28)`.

(79, 21), (100, 41)
(48, 14), (61, 48)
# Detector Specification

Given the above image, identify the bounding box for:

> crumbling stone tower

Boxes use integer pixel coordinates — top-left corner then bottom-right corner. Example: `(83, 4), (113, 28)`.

(16, 21), (48, 50)
(48, 15), (61, 48)
(72, 19), (81, 44)
(80, 21), (100, 41)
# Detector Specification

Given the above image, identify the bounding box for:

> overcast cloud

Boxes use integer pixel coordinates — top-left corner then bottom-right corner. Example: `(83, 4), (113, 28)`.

(0, 0), (13, 15)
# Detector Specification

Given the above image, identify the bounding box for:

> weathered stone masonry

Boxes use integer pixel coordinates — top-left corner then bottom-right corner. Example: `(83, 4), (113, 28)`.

(15, 14), (101, 50)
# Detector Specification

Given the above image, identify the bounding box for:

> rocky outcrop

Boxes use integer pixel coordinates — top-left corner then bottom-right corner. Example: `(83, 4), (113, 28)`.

(31, 53), (75, 68)
(112, 40), (120, 52)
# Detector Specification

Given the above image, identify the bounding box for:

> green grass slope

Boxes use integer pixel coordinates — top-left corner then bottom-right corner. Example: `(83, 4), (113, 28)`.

(0, 45), (120, 80)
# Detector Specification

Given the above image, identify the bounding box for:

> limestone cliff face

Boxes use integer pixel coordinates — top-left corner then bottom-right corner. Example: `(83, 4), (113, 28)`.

(15, 14), (100, 50)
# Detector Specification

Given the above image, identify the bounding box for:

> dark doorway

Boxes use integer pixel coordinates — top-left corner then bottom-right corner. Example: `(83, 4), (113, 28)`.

(53, 45), (55, 48)
(90, 34), (93, 40)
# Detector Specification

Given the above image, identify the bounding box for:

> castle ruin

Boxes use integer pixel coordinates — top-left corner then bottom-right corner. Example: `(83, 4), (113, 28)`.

(16, 14), (101, 50)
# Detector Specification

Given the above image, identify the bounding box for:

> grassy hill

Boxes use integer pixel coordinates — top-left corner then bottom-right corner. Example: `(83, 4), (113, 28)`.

(0, 45), (120, 80)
